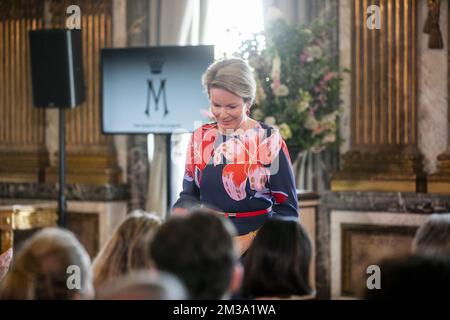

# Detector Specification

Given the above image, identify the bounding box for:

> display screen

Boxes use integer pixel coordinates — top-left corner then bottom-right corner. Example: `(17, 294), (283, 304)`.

(101, 45), (214, 134)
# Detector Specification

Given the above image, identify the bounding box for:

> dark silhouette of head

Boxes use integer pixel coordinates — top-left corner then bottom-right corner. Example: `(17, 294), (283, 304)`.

(149, 209), (241, 299)
(242, 217), (313, 298)
(364, 254), (450, 300)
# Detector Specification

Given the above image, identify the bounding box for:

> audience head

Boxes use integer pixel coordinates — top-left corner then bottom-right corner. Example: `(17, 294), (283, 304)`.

(364, 254), (450, 299)
(413, 213), (450, 257)
(242, 217), (313, 299)
(92, 209), (162, 290)
(96, 270), (187, 300)
(150, 209), (242, 299)
(0, 227), (92, 300)
(0, 248), (13, 281)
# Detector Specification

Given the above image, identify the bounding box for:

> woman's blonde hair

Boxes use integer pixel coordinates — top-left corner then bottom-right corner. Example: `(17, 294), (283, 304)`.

(202, 58), (256, 104)
(0, 228), (92, 300)
(92, 210), (162, 291)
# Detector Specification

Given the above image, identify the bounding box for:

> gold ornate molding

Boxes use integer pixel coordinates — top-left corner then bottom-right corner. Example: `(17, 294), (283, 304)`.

(45, 149), (122, 184)
(0, 148), (49, 183)
(0, 203), (58, 252)
(332, 149), (426, 192)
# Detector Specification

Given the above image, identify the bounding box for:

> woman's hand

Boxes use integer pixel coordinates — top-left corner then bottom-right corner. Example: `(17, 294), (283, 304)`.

(0, 248), (13, 280)
(234, 230), (257, 256)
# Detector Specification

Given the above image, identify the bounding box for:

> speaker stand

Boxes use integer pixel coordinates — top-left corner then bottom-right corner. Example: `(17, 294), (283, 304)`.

(58, 107), (67, 227)
(166, 133), (172, 217)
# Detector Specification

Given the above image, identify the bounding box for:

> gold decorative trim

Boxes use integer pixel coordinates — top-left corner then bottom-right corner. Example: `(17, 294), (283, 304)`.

(45, 152), (122, 184)
(332, 148), (426, 192)
(0, 203), (58, 252)
(331, 179), (417, 192)
(428, 181), (450, 194)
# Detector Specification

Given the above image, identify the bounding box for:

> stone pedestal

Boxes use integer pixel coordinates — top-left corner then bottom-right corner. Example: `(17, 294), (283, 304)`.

(429, 150), (450, 194)
(298, 190), (319, 294)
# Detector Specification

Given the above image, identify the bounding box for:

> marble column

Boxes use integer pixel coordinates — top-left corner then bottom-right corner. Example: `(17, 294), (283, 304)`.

(428, 0), (450, 194)
(332, 0), (426, 192)
(125, 0), (150, 210)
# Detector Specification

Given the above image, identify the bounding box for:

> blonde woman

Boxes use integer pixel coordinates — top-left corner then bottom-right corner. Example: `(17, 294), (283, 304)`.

(92, 210), (162, 291)
(172, 58), (299, 255)
(0, 228), (93, 300)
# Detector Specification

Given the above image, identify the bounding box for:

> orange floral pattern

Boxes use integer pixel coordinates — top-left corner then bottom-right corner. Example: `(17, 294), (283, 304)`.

(185, 123), (291, 202)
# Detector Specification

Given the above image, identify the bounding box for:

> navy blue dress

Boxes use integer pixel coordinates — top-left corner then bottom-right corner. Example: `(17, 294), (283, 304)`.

(172, 122), (299, 235)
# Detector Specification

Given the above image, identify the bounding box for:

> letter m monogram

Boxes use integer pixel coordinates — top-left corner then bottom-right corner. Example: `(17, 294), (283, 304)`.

(145, 79), (169, 117)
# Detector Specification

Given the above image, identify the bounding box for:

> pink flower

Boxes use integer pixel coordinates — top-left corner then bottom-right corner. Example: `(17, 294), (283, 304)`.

(300, 52), (309, 63)
(322, 72), (336, 83)
(318, 94), (326, 105)
(272, 78), (281, 90)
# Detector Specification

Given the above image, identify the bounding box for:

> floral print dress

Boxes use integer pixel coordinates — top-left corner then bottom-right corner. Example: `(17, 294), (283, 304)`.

(172, 121), (299, 235)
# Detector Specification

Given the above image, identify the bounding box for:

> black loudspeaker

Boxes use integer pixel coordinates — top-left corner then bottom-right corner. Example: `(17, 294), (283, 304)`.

(29, 29), (85, 108)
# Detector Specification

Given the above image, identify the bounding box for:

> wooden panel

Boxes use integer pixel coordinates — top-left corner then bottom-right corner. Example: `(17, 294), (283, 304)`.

(66, 211), (99, 259)
(340, 223), (417, 297)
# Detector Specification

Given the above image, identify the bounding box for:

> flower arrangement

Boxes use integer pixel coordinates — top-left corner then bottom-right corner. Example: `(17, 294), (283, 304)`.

(238, 9), (344, 158)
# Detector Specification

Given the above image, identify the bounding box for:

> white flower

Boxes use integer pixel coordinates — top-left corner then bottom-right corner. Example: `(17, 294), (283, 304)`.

(308, 45), (323, 60)
(323, 133), (336, 143)
(320, 111), (339, 130)
(297, 100), (309, 113)
(273, 84), (289, 97)
(255, 83), (267, 104)
(271, 53), (281, 80)
(279, 123), (292, 140)
(264, 116), (277, 126)
(267, 6), (285, 22)
(303, 28), (312, 36)
(298, 88), (313, 102)
(322, 111), (339, 124)
(304, 113), (318, 130)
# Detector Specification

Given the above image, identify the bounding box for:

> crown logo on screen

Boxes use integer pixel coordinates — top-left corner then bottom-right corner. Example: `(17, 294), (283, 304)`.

(148, 56), (165, 74)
